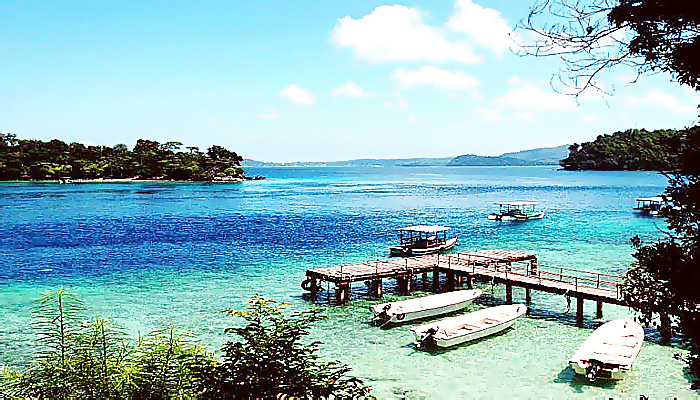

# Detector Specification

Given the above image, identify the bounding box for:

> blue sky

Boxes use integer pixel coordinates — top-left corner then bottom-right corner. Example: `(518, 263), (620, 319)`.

(1, 1), (698, 162)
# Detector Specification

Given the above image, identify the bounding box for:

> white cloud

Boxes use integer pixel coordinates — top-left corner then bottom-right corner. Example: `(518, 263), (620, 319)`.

(446, 0), (517, 59)
(392, 66), (480, 90)
(506, 76), (523, 86)
(409, 115), (419, 123)
(581, 114), (602, 122)
(280, 84), (315, 105)
(623, 90), (699, 114)
(383, 91), (409, 109)
(260, 106), (280, 120)
(474, 107), (501, 122)
(332, 5), (481, 64)
(495, 84), (577, 111)
(332, 81), (377, 98)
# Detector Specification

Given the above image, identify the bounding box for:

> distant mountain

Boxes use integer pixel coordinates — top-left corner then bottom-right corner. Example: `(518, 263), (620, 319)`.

(241, 145), (570, 167)
(446, 155), (536, 166)
(242, 157), (452, 167)
(499, 145), (570, 165)
(448, 144), (569, 166)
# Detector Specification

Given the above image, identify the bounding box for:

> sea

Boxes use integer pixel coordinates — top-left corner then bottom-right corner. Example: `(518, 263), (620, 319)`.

(0, 166), (695, 399)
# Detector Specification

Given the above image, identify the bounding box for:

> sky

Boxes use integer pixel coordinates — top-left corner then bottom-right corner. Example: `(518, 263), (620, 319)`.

(1, 0), (699, 162)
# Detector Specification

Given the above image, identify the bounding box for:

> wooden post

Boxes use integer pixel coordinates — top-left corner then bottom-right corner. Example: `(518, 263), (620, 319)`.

(432, 269), (440, 291)
(466, 273), (473, 289)
(456, 273), (463, 287)
(596, 300), (603, 319)
(397, 275), (412, 295)
(660, 313), (672, 344)
(336, 282), (350, 304)
(525, 288), (532, 308)
(446, 270), (455, 290)
(506, 283), (513, 304)
(576, 296), (584, 326)
(369, 280), (382, 298)
(422, 272), (428, 284)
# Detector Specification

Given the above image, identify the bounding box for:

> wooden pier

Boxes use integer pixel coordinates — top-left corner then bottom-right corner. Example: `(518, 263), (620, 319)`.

(302, 249), (627, 326)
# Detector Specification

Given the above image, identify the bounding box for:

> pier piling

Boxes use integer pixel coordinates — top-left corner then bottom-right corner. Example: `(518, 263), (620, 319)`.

(576, 296), (584, 326)
(336, 283), (350, 304)
(369, 280), (382, 298)
(506, 283), (513, 304)
(596, 300), (603, 319)
(525, 288), (532, 309)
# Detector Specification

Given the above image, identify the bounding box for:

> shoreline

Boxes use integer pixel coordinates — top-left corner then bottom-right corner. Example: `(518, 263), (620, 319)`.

(0, 176), (265, 184)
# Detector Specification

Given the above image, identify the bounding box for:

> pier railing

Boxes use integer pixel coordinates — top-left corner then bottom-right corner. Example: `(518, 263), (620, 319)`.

(439, 253), (626, 300)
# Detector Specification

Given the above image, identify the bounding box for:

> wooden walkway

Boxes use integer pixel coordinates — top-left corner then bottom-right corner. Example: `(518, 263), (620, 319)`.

(303, 249), (627, 325)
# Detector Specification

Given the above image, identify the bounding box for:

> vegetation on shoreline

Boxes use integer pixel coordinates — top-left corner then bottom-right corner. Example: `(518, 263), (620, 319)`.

(560, 128), (685, 171)
(0, 290), (371, 399)
(0, 133), (248, 181)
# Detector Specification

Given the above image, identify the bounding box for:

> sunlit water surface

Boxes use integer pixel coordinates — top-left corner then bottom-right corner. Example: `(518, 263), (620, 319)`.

(0, 166), (694, 399)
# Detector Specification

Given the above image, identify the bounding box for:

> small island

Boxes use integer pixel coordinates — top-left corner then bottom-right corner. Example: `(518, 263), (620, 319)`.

(560, 128), (684, 171)
(0, 133), (260, 182)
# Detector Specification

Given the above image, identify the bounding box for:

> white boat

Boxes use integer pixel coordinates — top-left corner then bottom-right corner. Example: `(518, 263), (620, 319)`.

(412, 304), (527, 348)
(569, 318), (644, 382)
(370, 289), (482, 325)
(488, 201), (547, 221)
(389, 225), (458, 256)
(634, 196), (667, 217)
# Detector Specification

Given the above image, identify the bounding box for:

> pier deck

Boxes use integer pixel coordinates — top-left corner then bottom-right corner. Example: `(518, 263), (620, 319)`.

(303, 249), (626, 325)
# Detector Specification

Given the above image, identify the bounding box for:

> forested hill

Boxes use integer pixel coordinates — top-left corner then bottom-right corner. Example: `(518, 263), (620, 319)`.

(0, 133), (246, 181)
(560, 128), (685, 170)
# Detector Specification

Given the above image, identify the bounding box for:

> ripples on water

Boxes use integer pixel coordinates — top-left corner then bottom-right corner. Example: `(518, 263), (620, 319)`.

(0, 167), (694, 398)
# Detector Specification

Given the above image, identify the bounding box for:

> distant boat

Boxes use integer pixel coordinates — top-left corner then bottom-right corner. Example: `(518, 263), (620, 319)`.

(370, 289), (482, 325)
(634, 196), (668, 217)
(569, 318), (644, 382)
(412, 304), (527, 348)
(389, 225), (458, 256)
(488, 201), (547, 221)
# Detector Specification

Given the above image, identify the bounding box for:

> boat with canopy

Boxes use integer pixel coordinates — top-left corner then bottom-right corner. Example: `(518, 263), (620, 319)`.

(389, 225), (458, 256)
(488, 201), (547, 221)
(634, 196), (667, 216)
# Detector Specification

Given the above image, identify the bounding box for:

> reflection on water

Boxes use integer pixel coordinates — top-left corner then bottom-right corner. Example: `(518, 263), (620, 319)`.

(1, 167), (695, 398)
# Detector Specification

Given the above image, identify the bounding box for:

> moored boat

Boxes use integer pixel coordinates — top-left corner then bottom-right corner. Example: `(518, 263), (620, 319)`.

(389, 225), (458, 256)
(370, 289), (482, 325)
(634, 196), (667, 216)
(488, 201), (547, 221)
(412, 304), (527, 348)
(569, 318), (644, 382)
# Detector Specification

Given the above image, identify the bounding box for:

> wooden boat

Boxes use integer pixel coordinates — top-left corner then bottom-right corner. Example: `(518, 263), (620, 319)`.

(389, 225), (458, 256)
(370, 289), (482, 325)
(412, 304), (527, 348)
(569, 318), (644, 382)
(488, 201), (547, 221)
(634, 196), (667, 217)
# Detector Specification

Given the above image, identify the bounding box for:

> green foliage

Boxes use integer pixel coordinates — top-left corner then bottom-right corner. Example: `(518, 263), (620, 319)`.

(622, 126), (700, 372)
(560, 128), (685, 170)
(1, 291), (372, 399)
(0, 289), (214, 399)
(0, 134), (245, 181)
(196, 295), (373, 400)
(608, 0), (700, 91)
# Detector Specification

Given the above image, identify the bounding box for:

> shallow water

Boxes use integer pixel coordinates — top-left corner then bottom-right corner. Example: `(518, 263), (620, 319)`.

(0, 166), (695, 398)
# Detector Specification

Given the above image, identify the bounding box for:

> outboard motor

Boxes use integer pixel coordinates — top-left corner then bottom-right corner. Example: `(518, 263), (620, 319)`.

(585, 362), (602, 382)
(417, 327), (438, 348)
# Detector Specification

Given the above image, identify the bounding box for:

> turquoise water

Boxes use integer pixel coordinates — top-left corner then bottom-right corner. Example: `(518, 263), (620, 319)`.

(0, 166), (695, 398)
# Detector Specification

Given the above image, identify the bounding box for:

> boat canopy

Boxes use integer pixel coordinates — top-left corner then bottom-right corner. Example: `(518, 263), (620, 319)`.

(635, 196), (665, 203)
(396, 225), (450, 233)
(495, 201), (538, 206)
